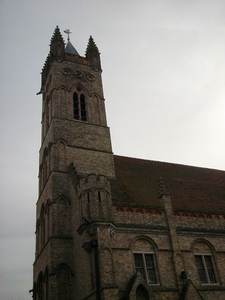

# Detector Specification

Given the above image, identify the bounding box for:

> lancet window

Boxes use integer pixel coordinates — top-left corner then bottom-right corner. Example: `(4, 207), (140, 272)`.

(73, 92), (87, 121)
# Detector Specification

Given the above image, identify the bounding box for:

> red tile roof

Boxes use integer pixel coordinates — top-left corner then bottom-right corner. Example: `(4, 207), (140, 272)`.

(110, 155), (225, 214)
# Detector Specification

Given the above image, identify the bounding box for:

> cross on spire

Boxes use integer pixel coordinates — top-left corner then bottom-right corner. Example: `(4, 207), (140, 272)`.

(64, 29), (72, 41)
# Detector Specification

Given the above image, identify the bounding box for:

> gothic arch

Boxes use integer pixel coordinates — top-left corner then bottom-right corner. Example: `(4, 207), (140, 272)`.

(56, 263), (73, 275)
(58, 85), (69, 93)
(37, 272), (44, 300)
(72, 87), (88, 121)
(56, 196), (71, 235)
(56, 264), (72, 300)
(90, 92), (103, 100)
(71, 84), (89, 95)
(57, 140), (67, 171)
(56, 138), (67, 145)
(56, 195), (70, 206)
(136, 284), (149, 300)
(124, 273), (153, 300)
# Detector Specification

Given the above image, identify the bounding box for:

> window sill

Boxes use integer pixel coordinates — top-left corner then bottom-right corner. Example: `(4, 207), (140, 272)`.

(198, 284), (225, 291)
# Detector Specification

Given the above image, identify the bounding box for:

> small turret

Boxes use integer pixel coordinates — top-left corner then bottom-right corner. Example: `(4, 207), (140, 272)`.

(85, 36), (101, 69)
(77, 174), (112, 222)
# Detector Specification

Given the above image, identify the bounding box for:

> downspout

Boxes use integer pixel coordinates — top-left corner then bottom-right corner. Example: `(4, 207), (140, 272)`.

(91, 239), (101, 300)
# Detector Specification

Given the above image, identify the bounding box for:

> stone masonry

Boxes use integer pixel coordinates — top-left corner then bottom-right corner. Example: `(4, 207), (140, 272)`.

(32, 27), (225, 300)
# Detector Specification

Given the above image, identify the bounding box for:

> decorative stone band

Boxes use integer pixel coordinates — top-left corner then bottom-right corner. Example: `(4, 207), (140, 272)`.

(115, 206), (225, 220)
(115, 206), (162, 215)
(173, 211), (225, 219)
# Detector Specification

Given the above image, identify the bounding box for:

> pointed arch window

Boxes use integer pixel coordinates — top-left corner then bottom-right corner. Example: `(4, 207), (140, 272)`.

(73, 92), (87, 121)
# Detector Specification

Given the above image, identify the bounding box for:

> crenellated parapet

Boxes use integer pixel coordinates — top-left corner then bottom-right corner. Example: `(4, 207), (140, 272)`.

(77, 174), (112, 222)
(77, 174), (110, 194)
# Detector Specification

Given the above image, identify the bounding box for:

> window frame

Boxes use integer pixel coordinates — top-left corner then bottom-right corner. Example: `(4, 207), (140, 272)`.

(133, 252), (157, 285)
(195, 254), (217, 285)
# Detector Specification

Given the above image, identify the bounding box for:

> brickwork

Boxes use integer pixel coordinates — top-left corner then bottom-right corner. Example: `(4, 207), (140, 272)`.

(33, 27), (225, 300)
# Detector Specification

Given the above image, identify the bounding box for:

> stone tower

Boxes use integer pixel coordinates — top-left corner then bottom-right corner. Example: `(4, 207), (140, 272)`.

(33, 26), (115, 299)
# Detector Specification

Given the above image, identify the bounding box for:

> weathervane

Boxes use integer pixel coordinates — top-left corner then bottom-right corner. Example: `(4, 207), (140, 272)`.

(64, 29), (72, 41)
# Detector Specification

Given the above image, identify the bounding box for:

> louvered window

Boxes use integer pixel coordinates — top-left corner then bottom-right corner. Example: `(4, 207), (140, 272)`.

(73, 92), (87, 121)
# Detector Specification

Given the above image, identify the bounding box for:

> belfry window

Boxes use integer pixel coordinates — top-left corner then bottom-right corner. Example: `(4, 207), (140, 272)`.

(195, 255), (216, 284)
(134, 253), (156, 284)
(73, 92), (87, 121)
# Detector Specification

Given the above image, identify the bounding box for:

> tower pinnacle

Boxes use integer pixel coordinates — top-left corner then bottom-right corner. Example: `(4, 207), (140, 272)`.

(85, 36), (101, 68)
(49, 26), (65, 58)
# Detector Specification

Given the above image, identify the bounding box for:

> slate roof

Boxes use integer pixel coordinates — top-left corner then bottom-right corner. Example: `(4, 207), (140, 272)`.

(110, 155), (225, 214)
(65, 40), (79, 55)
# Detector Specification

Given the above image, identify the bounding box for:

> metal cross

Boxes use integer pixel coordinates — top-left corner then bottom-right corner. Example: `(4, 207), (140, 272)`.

(64, 29), (72, 41)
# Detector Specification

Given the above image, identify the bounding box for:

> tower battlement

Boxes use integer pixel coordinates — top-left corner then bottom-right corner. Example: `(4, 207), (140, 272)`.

(77, 174), (112, 222)
(77, 174), (110, 196)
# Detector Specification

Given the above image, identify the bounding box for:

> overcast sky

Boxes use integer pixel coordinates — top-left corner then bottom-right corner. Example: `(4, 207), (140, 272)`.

(1, 0), (225, 299)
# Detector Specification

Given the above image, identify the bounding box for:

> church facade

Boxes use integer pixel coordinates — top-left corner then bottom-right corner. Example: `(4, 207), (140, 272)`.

(32, 27), (225, 300)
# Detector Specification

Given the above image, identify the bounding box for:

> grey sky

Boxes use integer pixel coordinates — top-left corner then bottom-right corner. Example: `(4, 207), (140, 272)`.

(1, 0), (225, 299)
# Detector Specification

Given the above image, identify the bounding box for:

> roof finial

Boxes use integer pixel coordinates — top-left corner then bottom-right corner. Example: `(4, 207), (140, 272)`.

(64, 29), (72, 41)
(158, 176), (170, 198)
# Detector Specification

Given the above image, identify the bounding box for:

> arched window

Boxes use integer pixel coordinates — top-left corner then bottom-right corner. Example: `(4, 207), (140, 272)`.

(57, 265), (72, 300)
(193, 240), (217, 284)
(37, 272), (44, 300)
(195, 255), (216, 283)
(57, 197), (71, 235)
(134, 253), (156, 284)
(132, 237), (159, 285)
(73, 92), (87, 121)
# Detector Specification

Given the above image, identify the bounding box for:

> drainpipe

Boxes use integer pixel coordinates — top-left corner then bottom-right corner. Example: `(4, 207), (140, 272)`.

(91, 239), (101, 300)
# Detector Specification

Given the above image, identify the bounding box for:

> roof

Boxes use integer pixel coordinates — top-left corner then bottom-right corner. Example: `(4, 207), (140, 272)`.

(110, 155), (225, 214)
(65, 40), (79, 55)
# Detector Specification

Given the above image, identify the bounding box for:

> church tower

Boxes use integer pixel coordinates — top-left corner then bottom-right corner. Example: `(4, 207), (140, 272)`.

(32, 26), (225, 300)
(33, 26), (115, 299)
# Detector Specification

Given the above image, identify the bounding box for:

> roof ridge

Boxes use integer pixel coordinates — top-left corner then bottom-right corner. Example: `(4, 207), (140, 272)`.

(113, 154), (225, 172)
